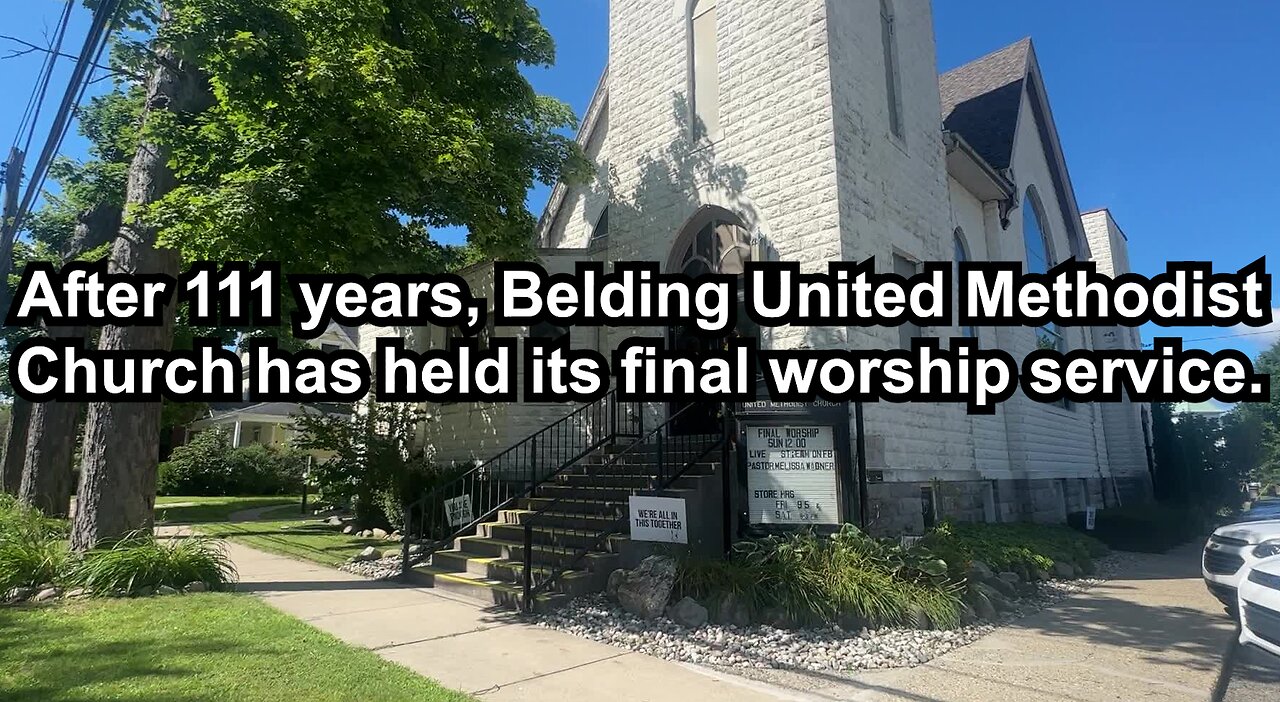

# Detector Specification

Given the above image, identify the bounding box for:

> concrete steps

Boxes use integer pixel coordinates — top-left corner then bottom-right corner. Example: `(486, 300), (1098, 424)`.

(407, 435), (720, 612)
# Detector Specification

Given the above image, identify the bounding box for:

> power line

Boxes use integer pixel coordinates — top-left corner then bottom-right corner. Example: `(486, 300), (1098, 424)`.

(13, 1), (76, 155)
(10, 0), (123, 238)
(1145, 329), (1279, 347)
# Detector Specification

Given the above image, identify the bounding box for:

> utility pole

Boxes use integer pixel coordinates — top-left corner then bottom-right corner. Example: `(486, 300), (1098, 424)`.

(1, 146), (26, 320)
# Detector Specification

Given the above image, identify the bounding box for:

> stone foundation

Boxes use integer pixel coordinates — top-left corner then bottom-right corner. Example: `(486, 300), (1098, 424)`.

(864, 474), (1153, 536)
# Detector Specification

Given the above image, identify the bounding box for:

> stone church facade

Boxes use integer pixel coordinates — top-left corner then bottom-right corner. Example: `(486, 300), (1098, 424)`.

(364, 0), (1154, 535)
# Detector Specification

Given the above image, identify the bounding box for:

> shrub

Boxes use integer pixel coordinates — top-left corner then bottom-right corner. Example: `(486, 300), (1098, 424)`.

(919, 521), (1107, 580)
(158, 428), (307, 496)
(1066, 504), (1205, 553)
(0, 496), (71, 592)
(675, 526), (964, 629)
(73, 533), (237, 595)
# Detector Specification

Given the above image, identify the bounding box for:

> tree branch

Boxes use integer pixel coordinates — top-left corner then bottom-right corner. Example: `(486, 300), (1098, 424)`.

(0, 34), (142, 81)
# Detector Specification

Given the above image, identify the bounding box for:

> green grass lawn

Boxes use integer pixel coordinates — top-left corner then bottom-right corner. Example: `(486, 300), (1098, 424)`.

(198, 511), (389, 567)
(155, 496), (304, 524)
(0, 594), (471, 702)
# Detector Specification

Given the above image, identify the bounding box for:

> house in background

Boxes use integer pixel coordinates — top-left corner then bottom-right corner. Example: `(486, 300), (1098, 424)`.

(177, 322), (359, 451)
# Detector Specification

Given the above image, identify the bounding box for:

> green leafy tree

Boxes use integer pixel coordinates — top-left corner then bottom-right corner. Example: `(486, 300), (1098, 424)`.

(70, 0), (584, 548)
(293, 402), (424, 528)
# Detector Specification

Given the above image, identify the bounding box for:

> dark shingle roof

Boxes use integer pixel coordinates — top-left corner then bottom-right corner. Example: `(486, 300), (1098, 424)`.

(939, 38), (1031, 171)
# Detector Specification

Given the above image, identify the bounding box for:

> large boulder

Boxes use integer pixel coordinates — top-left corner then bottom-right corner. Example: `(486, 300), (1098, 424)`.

(1052, 561), (1077, 579)
(605, 569), (627, 601)
(667, 596), (709, 629)
(371, 528), (389, 539)
(966, 560), (995, 582)
(711, 591), (752, 627)
(615, 556), (677, 620)
(984, 573), (1016, 599)
(352, 546), (379, 562)
(964, 588), (997, 620)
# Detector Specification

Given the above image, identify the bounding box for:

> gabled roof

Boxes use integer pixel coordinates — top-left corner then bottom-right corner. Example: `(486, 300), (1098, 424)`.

(939, 38), (1031, 172)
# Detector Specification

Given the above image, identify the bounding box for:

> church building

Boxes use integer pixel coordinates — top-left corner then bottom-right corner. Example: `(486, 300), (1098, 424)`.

(363, 0), (1154, 557)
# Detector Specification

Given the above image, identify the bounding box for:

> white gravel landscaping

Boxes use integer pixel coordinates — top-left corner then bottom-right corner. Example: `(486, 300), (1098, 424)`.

(532, 554), (1125, 673)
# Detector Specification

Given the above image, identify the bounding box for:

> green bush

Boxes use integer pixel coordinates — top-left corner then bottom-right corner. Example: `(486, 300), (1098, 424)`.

(675, 526), (964, 629)
(378, 462), (475, 534)
(1, 497), (237, 597)
(919, 521), (1107, 580)
(0, 496), (71, 592)
(1066, 504), (1205, 553)
(158, 428), (307, 496)
(73, 534), (237, 595)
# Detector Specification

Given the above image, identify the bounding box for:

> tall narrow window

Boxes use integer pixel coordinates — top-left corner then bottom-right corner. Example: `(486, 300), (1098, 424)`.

(880, 0), (904, 138)
(589, 206), (609, 245)
(893, 253), (921, 349)
(953, 229), (975, 338)
(1022, 190), (1064, 353)
(691, 0), (720, 140)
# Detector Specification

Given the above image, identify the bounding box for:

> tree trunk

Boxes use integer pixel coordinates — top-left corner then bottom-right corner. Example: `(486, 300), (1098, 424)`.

(19, 203), (120, 516)
(1, 396), (32, 495)
(19, 358), (82, 517)
(70, 37), (211, 551)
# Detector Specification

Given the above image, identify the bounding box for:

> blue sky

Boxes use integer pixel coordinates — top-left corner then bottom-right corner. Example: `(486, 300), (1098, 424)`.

(2, 0), (1276, 355)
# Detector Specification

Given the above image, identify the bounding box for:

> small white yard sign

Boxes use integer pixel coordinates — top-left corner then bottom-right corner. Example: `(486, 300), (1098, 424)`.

(444, 494), (474, 527)
(628, 496), (688, 544)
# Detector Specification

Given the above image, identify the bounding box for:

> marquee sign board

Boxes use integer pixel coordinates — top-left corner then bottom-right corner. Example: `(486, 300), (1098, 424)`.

(735, 387), (858, 532)
(745, 425), (840, 525)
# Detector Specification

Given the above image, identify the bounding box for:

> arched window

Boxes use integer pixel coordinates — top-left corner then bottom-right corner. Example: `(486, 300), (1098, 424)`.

(1023, 189), (1064, 352)
(674, 214), (752, 277)
(953, 228), (975, 338)
(690, 0), (720, 140)
(880, 0), (904, 138)
(588, 206), (608, 244)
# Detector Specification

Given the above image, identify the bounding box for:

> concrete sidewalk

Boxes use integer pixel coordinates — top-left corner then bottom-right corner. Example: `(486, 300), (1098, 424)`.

(730, 543), (1246, 701)
(207, 538), (799, 701)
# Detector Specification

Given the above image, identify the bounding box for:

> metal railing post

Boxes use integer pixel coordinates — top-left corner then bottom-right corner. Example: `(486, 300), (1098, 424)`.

(400, 500), (412, 581)
(522, 522), (534, 614)
(529, 436), (538, 494)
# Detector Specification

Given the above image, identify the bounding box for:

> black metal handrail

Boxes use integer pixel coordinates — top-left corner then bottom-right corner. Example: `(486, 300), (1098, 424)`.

(519, 402), (729, 611)
(400, 390), (641, 578)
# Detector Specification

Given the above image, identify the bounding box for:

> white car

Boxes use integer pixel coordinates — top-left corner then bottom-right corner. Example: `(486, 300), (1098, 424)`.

(1202, 519), (1280, 610)
(1239, 554), (1280, 658)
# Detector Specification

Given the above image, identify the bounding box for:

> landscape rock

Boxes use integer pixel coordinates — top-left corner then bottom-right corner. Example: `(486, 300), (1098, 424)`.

(964, 588), (997, 620)
(536, 594), (997, 672)
(157, 585), (178, 596)
(1033, 569), (1051, 581)
(1052, 561), (1077, 579)
(605, 568), (627, 601)
(64, 588), (88, 599)
(614, 556), (677, 620)
(407, 543), (425, 555)
(711, 591), (751, 627)
(667, 596), (709, 629)
(33, 587), (61, 602)
(134, 586), (155, 597)
(342, 525), (355, 535)
(352, 546), (380, 562)
(4, 587), (35, 603)
(966, 560), (995, 582)
(997, 571), (1021, 586)
(184, 581), (208, 593)
(983, 574), (1016, 599)
(326, 516), (344, 526)
(382, 548), (402, 560)
(907, 604), (932, 630)
(372, 528), (389, 539)
(359, 530), (373, 538)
